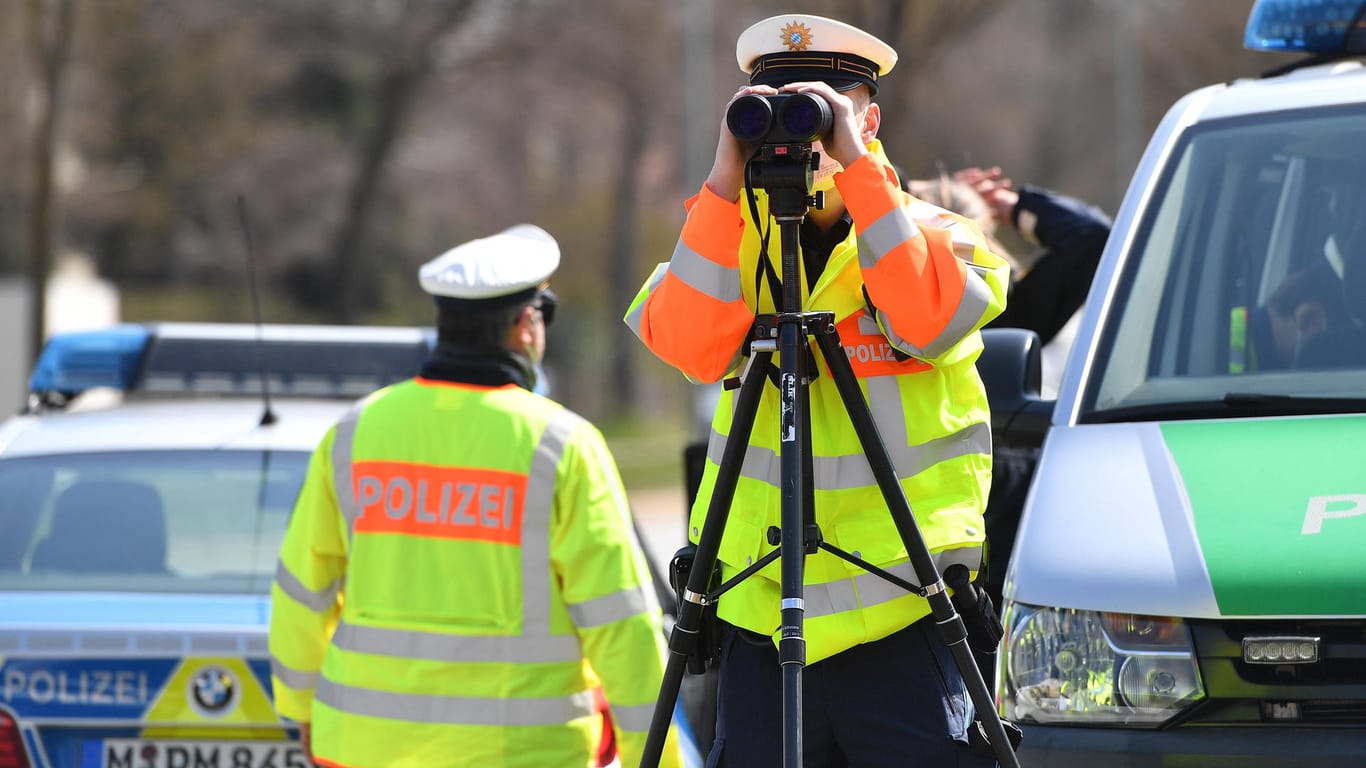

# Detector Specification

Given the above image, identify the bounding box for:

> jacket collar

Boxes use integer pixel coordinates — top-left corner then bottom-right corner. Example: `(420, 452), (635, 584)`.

(419, 344), (535, 390)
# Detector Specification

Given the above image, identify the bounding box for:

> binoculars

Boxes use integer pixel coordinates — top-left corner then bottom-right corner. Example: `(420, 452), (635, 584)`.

(726, 92), (833, 145)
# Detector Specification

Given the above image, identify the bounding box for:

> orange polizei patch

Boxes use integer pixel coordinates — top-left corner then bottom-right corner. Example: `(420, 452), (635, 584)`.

(831, 312), (930, 378)
(351, 461), (527, 544)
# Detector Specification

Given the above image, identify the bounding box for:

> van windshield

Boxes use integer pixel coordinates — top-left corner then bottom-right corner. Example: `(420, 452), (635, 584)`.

(0, 450), (310, 595)
(1085, 105), (1366, 420)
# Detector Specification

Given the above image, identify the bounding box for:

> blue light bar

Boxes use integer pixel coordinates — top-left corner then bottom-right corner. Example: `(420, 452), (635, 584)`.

(1245, 0), (1366, 54)
(28, 325), (151, 397)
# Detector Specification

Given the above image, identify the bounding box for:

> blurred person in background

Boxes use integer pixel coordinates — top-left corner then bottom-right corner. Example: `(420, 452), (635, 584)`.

(903, 168), (1112, 614)
(626, 12), (1009, 767)
(957, 166), (1112, 369)
(907, 167), (1113, 393)
(269, 224), (681, 768)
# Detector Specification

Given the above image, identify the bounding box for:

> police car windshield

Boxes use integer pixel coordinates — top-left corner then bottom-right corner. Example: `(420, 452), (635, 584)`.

(0, 450), (309, 594)
(1084, 104), (1366, 421)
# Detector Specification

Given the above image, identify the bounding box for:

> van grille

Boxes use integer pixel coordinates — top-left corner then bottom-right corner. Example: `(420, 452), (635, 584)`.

(1187, 619), (1366, 726)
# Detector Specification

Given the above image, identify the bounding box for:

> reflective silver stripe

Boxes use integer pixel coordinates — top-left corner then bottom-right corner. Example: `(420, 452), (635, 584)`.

(667, 239), (743, 303)
(524, 408), (581, 635)
(332, 621), (581, 664)
(865, 375), (908, 448)
(707, 416), (991, 492)
(859, 206), (920, 270)
(624, 263), (669, 341)
(273, 560), (340, 614)
(317, 677), (596, 726)
(609, 700), (657, 733)
(874, 312), (916, 360)
(330, 403), (366, 546)
(862, 200), (989, 272)
(271, 657), (320, 691)
(880, 263), (994, 359)
(804, 547), (984, 619)
(567, 586), (652, 629)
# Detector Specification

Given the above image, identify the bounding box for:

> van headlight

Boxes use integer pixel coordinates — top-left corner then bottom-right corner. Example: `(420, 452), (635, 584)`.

(998, 602), (1204, 726)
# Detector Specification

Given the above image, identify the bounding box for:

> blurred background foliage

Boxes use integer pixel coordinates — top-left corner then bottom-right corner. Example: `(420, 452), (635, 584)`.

(4, 0), (1292, 446)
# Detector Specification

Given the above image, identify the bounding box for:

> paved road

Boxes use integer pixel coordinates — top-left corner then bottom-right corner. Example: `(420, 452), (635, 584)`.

(628, 484), (691, 580)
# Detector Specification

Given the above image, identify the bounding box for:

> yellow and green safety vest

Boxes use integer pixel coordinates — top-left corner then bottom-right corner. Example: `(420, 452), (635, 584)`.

(625, 141), (1011, 663)
(269, 377), (681, 767)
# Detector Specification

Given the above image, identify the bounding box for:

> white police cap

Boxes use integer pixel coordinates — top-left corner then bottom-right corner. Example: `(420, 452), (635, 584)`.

(736, 13), (898, 94)
(419, 224), (560, 308)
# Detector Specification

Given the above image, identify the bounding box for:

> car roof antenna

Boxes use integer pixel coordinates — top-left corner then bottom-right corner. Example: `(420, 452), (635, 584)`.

(236, 194), (278, 427)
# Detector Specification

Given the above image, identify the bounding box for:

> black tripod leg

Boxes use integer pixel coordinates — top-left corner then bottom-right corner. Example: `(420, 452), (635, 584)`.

(812, 328), (1022, 768)
(777, 315), (810, 768)
(640, 349), (772, 768)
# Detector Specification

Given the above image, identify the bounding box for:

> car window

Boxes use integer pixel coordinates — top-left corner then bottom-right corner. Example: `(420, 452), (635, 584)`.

(1085, 105), (1366, 418)
(0, 450), (310, 594)
(139, 337), (429, 398)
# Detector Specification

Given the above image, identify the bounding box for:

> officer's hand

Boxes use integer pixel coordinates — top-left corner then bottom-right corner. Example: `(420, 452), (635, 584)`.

(299, 722), (314, 764)
(778, 81), (868, 170)
(705, 84), (779, 202)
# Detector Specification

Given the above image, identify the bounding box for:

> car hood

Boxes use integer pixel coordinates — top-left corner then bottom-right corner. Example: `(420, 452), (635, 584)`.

(0, 591), (271, 632)
(1005, 415), (1366, 619)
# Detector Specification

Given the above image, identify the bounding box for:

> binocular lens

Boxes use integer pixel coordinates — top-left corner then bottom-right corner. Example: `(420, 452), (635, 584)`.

(725, 92), (832, 145)
(777, 96), (828, 143)
(726, 95), (774, 144)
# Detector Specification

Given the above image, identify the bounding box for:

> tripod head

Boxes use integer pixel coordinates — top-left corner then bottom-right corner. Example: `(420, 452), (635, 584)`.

(744, 143), (825, 221)
(739, 142), (827, 319)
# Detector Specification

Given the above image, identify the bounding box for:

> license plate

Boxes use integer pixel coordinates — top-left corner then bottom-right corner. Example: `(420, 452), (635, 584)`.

(101, 739), (310, 768)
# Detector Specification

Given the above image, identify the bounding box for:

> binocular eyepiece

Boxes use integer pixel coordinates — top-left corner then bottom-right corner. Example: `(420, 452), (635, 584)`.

(726, 92), (833, 145)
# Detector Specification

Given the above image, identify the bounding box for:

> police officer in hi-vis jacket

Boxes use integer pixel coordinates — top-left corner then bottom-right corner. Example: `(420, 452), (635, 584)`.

(271, 224), (682, 768)
(625, 13), (1009, 768)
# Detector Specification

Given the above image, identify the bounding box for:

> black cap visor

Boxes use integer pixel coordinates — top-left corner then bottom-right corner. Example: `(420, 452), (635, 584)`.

(433, 285), (539, 315)
(750, 51), (880, 95)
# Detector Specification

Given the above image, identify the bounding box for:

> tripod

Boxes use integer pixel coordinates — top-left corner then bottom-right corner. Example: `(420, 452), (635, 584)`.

(640, 144), (1021, 768)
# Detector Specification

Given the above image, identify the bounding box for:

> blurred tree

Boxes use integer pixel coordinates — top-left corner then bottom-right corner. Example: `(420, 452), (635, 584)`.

(66, 1), (269, 289)
(23, 0), (78, 362)
(312, 0), (478, 323)
(529, 1), (682, 414)
(815, 0), (1009, 176)
(0, 13), (25, 275)
(16, 0), (1301, 426)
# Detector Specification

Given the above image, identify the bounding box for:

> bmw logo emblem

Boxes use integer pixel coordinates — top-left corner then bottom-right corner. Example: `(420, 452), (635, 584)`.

(189, 666), (239, 717)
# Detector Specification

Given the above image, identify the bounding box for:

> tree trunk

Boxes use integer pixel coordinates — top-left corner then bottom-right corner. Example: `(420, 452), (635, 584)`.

(609, 87), (649, 413)
(326, 1), (473, 324)
(326, 64), (420, 324)
(23, 0), (77, 363)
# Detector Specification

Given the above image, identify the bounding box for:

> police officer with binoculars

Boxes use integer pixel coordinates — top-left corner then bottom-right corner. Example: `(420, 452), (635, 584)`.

(625, 11), (1014, 768)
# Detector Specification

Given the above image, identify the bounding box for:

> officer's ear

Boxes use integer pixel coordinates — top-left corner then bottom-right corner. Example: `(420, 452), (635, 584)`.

(862, 101), (880, 144)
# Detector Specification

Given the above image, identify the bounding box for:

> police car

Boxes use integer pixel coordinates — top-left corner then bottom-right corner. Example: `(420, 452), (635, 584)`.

(0, 322), (432, 768)
(981, 1), (1366, 764)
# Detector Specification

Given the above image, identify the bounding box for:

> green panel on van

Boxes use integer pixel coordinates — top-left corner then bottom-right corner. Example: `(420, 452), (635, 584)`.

(1160, 416), (1366, 616)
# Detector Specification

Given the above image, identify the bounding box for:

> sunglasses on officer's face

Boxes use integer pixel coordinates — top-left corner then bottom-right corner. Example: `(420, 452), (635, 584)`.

(534, 289), (557, 327)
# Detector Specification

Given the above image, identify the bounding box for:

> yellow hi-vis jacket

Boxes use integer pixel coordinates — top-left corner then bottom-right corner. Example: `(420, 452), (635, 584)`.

(269, 377), (681, 768)
(624, 141), (1011, 664)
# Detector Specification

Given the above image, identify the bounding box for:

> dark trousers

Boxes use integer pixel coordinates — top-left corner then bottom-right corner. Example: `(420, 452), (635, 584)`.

(706, 617), (996, 768)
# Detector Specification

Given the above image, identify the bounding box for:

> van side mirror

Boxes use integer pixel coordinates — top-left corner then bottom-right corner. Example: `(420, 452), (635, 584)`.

(978, 328), (1053, 449)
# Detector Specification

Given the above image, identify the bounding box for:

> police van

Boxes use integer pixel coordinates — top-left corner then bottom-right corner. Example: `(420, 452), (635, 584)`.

(0, 323), (432, 768)
(980, 1), (1366, 764)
